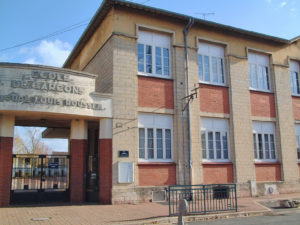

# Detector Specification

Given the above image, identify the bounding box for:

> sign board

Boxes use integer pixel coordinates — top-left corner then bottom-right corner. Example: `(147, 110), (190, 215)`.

(118, 150), (129, 158)
(48, 163), (59, 169)
(0, 64), (112, 118)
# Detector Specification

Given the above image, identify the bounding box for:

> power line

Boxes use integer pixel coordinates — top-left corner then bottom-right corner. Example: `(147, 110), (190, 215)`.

(0, 19), (91, 52)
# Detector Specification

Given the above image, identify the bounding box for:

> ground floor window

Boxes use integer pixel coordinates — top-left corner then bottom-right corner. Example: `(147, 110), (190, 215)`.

(201, 118), (230, 162)
(295, 124), (300, 160)
(138, 113), (173, 162)
(253, 121), (276, 161)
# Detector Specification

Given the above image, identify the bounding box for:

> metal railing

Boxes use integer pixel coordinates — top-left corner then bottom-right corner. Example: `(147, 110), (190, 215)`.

(168, 184), (237, 216)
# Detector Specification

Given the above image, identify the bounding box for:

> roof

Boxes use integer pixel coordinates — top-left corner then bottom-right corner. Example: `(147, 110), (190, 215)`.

(63, 0), (299, 68)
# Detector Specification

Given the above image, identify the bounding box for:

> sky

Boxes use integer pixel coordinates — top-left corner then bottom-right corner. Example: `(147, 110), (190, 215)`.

(1, 0), (300, 152)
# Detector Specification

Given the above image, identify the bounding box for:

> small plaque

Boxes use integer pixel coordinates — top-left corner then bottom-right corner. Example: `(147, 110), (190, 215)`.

(118, 150), (129, 158)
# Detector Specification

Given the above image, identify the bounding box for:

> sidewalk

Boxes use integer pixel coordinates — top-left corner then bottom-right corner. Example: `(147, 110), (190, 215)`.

(0, 193), (300, 225)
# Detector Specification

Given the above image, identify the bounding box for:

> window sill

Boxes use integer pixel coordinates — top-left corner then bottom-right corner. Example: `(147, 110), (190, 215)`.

(249, 88), (273, 94)
(138, 162), (176, 166)
(137, 73), (173, 80)
(254, 161), (280, 165)
(202, 161), (232, 165)
(199, 81), (228, 88)
(292, 94), (300, 98)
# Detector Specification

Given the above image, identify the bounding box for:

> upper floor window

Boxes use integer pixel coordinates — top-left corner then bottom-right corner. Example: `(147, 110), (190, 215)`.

(201, 118), (230, 162)
(138, 113), (173, 162)
(137, 30), (171, 78)
(198, 42), (226, 85)
(290, 60), (300, 95)
(253, 121), (276, 161)
(295, 125), (300, 160)
(248, 52), (271, 92)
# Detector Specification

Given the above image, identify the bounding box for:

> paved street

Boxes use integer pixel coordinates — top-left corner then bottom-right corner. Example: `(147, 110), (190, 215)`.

(188, 211), (300, 225)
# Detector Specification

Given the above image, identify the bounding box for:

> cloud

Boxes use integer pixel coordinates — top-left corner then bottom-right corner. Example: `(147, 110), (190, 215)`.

(280, 1), (287, 7)
(266, 0), (272, 3)
(21, 39), (72, 67)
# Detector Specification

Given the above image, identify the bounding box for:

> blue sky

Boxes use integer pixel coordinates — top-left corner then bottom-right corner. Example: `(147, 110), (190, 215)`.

(1, 0), (300, 152)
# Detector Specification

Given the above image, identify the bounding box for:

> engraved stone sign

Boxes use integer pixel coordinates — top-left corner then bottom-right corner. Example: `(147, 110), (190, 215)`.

(0, 64), (112, 118)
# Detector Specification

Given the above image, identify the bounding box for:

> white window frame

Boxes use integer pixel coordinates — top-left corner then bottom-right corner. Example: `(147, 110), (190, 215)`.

(137, 30), (171, 78)
(198, 42), (226, 86)
(138, 114), (173, 162)
(253, 121), (277, 162)
(248, 52), (271, 92)
(294, 124), (300, 161)
(201, 118), (230, 162)
(290, 60), (300, 96)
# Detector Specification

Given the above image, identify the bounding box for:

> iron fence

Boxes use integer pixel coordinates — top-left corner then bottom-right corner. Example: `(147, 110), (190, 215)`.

(168, 184), (237, 216)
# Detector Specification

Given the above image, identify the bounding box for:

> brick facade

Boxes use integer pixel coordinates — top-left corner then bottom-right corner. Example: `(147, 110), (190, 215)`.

(292, 97), (300, 120)
(70, 139), (87, 203)
(99, 139), (112, 204)
(202, 163), (234, 184)
(138, 163), (176, 186)
(138, 76), (174, 109)
(199, 84), (229, 114)
(0, 137), (13, 206)
(250, 91), (276, 118)
(255, 163), (281, 182)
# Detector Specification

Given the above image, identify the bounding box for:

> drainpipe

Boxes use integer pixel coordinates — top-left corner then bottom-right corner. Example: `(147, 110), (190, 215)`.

(183, 17), (194, 184)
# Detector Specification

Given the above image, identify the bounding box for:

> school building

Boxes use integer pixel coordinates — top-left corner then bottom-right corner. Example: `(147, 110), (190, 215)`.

(1, 0), (300, 206)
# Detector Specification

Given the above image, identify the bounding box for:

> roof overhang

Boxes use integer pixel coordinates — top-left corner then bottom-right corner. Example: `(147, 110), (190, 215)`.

(63, 0), (298, 68)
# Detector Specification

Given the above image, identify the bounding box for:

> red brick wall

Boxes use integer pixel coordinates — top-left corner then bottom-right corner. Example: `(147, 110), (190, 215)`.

(138, 76), (174, 109)
(199, 84), (230, 114)
(0, 137), (13, 206)
(255, 163), (281, 181)
(292, 97), (300, 120)
(202, 163), (234, 184)
(99, 139), (112, 204)
(69, 139), (87, 203)
(138, 163), (176, 186)
(250, 91), (276, 118)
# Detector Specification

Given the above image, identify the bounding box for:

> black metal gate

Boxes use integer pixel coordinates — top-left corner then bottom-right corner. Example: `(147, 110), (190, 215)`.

(168, 184), (237, 216)
(11, 154), (70, 204)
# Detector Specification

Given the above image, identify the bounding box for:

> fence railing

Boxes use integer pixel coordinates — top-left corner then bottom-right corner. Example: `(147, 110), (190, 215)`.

(168, 184), (237, 216)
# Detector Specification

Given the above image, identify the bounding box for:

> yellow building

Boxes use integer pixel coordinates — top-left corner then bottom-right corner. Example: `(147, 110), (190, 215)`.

(1, 0), (300, 206)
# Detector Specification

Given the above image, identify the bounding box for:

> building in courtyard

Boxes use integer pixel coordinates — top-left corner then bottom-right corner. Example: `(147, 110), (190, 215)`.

(1, 0), (300, 206)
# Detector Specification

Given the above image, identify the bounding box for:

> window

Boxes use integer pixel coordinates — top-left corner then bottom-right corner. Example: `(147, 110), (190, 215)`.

(138, 114), (173, 162)
(201, 118), (230, 161)
(294, 125), (300, 160)
(253, 121), (276, 161)
(248, 52), (271, 91)
(137, 30), (171, 78)
(290, 60), (300, 95)
(198, 42), (226, 85)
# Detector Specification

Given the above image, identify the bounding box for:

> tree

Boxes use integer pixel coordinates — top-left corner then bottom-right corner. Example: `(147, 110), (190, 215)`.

(14, 127), (52, 154)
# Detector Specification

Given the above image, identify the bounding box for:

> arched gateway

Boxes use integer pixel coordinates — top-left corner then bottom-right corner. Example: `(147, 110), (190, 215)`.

(0, 63), (112, 206)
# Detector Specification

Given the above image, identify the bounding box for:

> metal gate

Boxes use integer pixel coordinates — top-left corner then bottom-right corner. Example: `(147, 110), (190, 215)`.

(168, 184), (237, 216)
(11, 154), (70, 204)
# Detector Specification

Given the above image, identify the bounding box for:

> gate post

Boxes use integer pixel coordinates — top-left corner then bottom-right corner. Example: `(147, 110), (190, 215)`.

(70, 119), (88, 203)
(99, 118), (112, 204)
(0, 115), (15, 206)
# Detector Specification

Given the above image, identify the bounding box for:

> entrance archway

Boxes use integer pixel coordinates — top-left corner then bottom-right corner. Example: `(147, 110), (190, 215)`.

(0, 63), (113, 206)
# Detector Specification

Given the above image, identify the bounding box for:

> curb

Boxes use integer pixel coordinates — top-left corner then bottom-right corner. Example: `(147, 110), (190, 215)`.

(111, 210), (272, 225)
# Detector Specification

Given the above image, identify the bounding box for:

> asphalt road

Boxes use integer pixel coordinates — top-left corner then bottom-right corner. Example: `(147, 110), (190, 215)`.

(187, 211), (300, 225)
